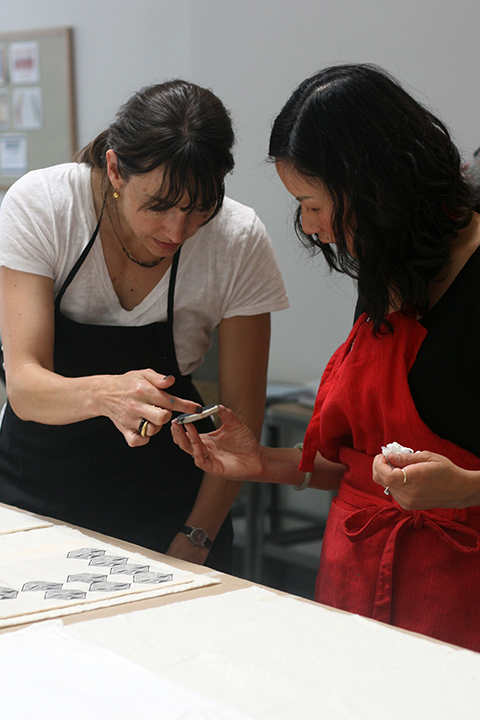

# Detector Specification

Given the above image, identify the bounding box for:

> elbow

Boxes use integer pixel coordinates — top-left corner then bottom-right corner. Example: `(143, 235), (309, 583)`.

(8, 396), (30, 422)
(5, 381), (34, 422)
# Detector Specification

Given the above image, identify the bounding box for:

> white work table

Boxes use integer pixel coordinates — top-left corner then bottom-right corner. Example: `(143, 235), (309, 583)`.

(0, 504), (479, 720)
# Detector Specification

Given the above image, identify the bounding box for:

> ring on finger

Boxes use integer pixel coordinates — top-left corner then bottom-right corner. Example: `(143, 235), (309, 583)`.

(402, 468), (408, 485)
(138, 418), (149, 438)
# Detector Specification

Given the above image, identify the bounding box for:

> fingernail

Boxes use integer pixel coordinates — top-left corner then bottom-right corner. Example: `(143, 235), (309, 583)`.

(196, 406), (203, 413)
(164, 375), (174, 380)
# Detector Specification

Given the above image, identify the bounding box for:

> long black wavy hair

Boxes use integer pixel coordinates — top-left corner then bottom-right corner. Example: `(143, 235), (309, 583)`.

(269, 64), (480, 331)
(78, 80), (235, 220)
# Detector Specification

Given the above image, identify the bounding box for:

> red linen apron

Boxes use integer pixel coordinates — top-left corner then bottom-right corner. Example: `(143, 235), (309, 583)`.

(300, 311), (480, 651)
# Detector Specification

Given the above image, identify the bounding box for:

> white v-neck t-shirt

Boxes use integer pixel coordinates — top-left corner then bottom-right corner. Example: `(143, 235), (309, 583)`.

(0, 163), (289, 375)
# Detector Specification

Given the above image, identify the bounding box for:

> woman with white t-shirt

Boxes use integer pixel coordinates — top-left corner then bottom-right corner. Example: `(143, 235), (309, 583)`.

(0, 80), (288, 571)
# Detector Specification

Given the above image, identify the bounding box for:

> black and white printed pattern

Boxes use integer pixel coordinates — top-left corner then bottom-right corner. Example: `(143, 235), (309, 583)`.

(0, 547), (174, 602)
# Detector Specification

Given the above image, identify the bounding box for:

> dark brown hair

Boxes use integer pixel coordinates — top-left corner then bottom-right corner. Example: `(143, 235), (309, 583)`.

(78, 80), (235, 219)
(269, 64), (480, 330)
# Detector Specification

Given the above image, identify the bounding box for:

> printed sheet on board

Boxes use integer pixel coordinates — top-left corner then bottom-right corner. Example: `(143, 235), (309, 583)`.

(0, 519), (219, 627)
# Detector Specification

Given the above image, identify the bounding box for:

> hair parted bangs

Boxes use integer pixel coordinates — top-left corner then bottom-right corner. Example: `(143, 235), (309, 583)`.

(78, 79), (234, 222)
(137, 156), (226, 220)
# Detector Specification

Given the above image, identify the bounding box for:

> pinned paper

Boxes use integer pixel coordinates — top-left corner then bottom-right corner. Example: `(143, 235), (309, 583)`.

(9, 42), (40, 85)
(13, 87), (42, 130)
(0, 134), (27, 175)
(0, 89), (10, 130)
(0, 44), (7, 86)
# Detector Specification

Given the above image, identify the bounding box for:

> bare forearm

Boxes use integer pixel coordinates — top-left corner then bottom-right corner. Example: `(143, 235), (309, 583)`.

(259, 446), (345, 491)
(7, 363), (107, 424)
(464, 470), (480, 507)
(6, 362), (199, 451)
(185, 313), (269, 533)
(184, 473), (243, 539)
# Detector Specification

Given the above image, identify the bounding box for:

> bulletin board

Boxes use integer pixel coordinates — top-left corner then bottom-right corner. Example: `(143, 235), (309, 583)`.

(0, 27), (76, 190)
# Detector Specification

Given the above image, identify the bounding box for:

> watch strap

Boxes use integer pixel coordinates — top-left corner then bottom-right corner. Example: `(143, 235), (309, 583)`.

(180, 525), (213, 549)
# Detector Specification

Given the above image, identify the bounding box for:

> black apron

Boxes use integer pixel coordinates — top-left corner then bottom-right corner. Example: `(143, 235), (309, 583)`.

(0, 213), (233, 571)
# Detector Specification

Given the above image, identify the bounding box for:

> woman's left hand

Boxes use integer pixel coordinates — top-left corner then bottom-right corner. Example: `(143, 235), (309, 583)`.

(372, 451), (478, 510)
(171, 405), (264, 481)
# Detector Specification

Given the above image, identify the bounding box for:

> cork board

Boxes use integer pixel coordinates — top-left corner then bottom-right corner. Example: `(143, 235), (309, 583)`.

(0, 27), (76, 190)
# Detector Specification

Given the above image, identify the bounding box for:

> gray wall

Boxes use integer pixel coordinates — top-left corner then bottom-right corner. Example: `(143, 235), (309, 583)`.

(2, 0), (479, 382)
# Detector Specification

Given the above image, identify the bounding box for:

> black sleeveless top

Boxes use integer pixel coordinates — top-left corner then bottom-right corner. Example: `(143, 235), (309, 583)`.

(355, 244), (480, 457)
(409, 244), (480, 457)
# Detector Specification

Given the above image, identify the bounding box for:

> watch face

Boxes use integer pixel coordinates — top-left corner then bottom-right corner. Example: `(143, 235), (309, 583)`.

(190, 528), (207, 546)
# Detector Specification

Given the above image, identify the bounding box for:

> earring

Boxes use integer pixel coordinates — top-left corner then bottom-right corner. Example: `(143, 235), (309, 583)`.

(113, 189), (120, 200)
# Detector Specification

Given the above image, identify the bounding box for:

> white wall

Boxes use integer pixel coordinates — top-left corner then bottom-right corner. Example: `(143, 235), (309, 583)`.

(187, 0), (480, 381)
(1, 0), (479, 382)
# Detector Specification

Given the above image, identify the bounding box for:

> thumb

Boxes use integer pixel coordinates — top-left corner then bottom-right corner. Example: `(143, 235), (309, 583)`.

(387, 450), (427, 468)
(217, 405), (243, 429)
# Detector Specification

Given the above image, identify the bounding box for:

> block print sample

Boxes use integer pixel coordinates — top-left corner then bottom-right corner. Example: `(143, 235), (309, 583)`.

(0, 526), (215, 627)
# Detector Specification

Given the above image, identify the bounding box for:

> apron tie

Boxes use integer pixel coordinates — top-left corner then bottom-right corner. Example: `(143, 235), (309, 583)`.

(340, 483), (480, 623)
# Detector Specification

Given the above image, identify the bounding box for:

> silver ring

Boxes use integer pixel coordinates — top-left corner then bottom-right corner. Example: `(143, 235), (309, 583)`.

(138, 418), (149, 438)
(384, 486), (391, 496)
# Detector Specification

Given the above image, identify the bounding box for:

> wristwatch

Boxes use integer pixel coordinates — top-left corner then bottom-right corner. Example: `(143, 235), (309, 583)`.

(180, 525), (213, 549)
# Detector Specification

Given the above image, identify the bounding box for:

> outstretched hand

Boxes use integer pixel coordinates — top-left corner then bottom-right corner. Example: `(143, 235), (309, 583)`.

(372, 450), (476, 510)
(171, 405), (264, 481)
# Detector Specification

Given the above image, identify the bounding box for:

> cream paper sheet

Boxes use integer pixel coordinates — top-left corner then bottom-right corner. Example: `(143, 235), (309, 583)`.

(0, 620), (253, 720)
(67, 585), (480, 720)
(0, 504), (52, 534)
(0, 524), (218, 627)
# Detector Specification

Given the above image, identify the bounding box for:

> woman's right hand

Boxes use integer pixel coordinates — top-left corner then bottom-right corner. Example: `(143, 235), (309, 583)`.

(101, 370), (201, 447)
(171, 404), (265, 481)
(0, 269), (199, 445)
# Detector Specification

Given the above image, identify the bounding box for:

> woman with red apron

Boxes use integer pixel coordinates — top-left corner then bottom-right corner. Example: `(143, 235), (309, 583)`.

(300, 309), (480, 650)
(172, 63), (480, 651)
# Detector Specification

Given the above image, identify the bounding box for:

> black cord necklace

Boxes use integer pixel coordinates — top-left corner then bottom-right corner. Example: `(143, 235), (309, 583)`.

(106, 194), (165, 268)
(114, 227), (165, 267)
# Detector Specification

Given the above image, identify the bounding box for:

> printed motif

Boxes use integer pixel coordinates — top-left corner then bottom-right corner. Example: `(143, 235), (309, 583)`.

(0, 547), (173, 602)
